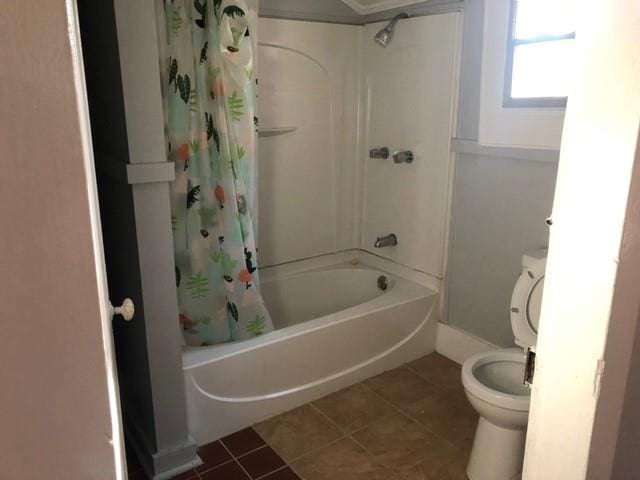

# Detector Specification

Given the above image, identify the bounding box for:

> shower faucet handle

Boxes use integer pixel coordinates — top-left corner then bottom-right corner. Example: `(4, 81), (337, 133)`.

(370, 147), (389, 159)
(393, 150), (414, 164)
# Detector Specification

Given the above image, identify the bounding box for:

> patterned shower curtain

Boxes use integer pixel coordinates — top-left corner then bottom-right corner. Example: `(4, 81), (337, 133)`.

(158, 0), (273, 346)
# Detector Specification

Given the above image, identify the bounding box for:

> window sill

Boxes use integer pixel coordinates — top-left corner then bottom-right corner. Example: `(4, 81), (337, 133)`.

(451, 138), (560, 163)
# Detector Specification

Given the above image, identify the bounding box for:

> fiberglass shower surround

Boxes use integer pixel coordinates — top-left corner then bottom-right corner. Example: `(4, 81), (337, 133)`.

(159, 0), (273, 347)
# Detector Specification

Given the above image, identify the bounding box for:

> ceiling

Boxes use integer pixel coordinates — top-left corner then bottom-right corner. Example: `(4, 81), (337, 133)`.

(340, 0), (427, 15)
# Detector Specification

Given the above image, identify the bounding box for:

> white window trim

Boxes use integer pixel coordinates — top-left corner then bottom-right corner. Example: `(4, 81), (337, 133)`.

(503, 0), (574, 108)
(479, 0), (565, 151)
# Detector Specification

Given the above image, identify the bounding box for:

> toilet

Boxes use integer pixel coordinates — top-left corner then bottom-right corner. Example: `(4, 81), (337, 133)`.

(461, 250), (546, 480)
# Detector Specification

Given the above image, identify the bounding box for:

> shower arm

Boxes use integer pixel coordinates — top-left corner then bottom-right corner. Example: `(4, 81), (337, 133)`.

(384, 12), (409, 31)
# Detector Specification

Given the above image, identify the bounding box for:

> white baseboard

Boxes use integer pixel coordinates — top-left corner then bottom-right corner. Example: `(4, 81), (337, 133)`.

(436, 323), (498, 365)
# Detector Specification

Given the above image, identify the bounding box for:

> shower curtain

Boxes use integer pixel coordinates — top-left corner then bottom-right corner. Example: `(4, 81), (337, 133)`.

(159, 0), (273, 346)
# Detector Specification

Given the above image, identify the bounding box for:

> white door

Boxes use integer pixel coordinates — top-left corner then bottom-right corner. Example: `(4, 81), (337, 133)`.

(0, 1), (126, 478)
(523, 1), (640, 478)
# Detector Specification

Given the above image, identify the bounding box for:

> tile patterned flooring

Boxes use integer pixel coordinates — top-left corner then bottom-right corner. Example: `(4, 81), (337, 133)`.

(127, 353), (477, 480)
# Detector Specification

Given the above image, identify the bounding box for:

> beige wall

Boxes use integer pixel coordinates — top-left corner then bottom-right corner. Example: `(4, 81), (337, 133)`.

(0, 2), (121, 479)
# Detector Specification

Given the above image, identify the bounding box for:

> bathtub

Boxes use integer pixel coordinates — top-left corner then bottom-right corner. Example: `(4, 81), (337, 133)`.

(182, 262), (438, 444)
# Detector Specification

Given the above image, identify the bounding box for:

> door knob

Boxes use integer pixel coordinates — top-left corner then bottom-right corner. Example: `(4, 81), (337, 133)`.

(111, 298), (135, 321)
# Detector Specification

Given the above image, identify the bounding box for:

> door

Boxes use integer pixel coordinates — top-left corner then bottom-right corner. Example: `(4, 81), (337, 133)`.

(523, 1), (640, 478)
(0, 1), (126, 479)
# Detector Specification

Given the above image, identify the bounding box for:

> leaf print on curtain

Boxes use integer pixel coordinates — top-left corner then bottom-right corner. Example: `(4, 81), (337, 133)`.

(158, 0), (273, 346)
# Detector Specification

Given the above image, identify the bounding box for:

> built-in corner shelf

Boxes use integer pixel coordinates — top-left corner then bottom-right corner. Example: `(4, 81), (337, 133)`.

(258, 126), (297, 138)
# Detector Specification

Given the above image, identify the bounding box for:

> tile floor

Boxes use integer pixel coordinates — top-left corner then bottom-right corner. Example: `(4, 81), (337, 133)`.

(127, 353), (477, 480)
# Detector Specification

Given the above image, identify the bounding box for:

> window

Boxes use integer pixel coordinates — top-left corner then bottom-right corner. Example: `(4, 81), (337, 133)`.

(504, 0), (577, 108)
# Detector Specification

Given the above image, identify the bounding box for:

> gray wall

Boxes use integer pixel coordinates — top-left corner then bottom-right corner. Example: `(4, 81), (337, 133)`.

(447, 155), (557, 346)
(78, 0), (198, 476)
(77, 0), (156, 447)
(446, 0), (559, 346)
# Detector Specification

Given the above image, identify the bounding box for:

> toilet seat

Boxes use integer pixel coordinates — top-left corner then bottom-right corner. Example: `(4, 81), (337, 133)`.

(462, 350), (530, 412)
(510, 257), (546, 349)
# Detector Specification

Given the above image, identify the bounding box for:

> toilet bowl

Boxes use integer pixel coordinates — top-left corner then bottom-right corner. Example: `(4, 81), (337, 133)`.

(461, 251), (546, 480)
(462, 350), (530, 480)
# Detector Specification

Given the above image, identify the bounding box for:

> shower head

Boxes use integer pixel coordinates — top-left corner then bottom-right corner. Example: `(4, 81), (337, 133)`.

(374, 12), (409, 47)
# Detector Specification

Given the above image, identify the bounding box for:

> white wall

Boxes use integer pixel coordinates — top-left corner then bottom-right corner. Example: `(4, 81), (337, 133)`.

(360, 13), (461, 277)
(257, 14), (461, 279)
(257, 19), (361, 266)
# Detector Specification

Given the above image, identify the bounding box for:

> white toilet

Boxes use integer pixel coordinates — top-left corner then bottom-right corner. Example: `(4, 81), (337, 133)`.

(461, 251), (546, 480)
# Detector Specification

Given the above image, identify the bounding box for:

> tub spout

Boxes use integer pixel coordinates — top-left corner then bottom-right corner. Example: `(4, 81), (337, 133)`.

(374, 233), (398, 248)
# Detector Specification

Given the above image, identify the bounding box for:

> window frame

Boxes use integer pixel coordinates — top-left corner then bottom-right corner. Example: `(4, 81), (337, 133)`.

(503, 0), (575, 108)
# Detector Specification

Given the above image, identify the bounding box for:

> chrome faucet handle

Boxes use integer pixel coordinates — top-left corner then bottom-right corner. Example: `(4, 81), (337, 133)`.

(370, 147), (389, 159)
(393, 150), (414, 164)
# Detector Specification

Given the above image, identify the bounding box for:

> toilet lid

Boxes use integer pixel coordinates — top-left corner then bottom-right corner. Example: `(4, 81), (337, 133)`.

(510, 257), (546, 349)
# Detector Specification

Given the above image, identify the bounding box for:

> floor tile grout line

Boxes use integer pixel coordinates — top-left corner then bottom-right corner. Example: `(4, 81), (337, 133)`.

(283, 433), (348, 466)
(351, 384), (474, 474)
(196, 457), (236, 476)
(396, 402), (465, 452)
(396, 365), (474, 450)
(254, 464), (290, 480)
(245, 354), (468, 478)
(358, 378), (406, 413)
(307, 401), (350, 436)
(171, 355), (467, 480)
(404, 362), (464, 394)
(218, 440), (253, 479)
(345, 431), (401, 474)
(358, 363), (474, 454)
(308, 386), (416, 476)
(233, 443), (270, 461)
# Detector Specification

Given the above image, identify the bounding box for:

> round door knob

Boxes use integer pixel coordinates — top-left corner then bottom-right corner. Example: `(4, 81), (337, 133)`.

(112, 298), (135, 321)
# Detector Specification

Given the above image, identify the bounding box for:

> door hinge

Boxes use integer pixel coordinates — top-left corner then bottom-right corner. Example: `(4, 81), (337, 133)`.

(524, 346), (536, 387)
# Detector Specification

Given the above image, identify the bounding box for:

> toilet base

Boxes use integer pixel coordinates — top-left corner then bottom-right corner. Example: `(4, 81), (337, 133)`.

(467, 417), (526, 480)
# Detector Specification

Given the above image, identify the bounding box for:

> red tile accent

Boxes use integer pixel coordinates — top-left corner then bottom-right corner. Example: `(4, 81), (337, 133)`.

(261, 467), (301, 480)
(196, 440), (233, 473)
(169, 468), (198, 480)
(200, 461), (251, 479)
(221, 428), (266, 457)
(237, 446), (286, 479)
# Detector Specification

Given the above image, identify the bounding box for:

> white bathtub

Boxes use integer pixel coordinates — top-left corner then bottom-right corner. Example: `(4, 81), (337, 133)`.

(182, 262), (438, 444)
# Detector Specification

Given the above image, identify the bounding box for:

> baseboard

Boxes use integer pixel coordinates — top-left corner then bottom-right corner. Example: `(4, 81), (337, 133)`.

(436, 323), (498, 365)
(123, 412), (201, 480)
